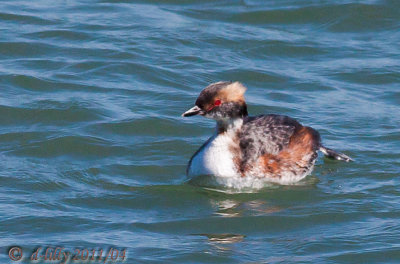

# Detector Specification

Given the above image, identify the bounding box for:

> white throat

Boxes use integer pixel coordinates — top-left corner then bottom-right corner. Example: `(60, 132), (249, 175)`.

(188, 118), (243, 178)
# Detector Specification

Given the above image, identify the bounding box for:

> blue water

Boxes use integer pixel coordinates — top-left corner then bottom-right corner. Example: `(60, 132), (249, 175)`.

(1, 0), (400, 263)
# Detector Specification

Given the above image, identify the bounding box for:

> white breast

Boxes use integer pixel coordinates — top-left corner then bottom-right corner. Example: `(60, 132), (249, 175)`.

(188, 132), (239, 178)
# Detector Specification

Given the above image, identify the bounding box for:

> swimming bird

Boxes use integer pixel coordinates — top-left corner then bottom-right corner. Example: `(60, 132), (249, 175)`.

(182, 81), (352, 186)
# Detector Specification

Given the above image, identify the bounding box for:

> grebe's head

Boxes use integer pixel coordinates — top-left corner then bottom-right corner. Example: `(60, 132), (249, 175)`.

(182, 81), (248, 121)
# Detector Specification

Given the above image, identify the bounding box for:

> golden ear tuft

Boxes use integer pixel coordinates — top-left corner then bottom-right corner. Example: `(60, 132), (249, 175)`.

(221, 81), (247, 101)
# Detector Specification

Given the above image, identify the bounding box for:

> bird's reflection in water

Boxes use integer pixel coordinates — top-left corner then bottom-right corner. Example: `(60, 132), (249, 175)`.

(205, 233), (245, 244)
(213, 199), (241, 217)
(213, 199), (283, 218)
(195, 199), (284, 252)
(198, 233), (246, 253)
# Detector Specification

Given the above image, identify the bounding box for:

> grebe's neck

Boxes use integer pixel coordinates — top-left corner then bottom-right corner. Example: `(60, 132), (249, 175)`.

(216, 117), (244, 134)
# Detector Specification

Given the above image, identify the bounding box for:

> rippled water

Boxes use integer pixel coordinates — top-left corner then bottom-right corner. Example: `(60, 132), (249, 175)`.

(1, 0), (400, 263)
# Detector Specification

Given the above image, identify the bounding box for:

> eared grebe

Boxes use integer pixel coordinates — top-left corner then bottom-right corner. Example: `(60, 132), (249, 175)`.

(182, 81), (352, 186)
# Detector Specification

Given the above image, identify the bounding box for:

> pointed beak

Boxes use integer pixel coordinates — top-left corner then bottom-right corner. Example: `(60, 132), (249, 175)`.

(182, 105), (203, 117)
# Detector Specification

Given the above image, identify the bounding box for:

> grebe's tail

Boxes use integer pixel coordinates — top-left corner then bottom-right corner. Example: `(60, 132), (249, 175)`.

(319, 146), (353, 162)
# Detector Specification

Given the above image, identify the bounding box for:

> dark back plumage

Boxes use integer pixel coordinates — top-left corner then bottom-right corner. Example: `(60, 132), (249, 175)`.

(238, 114), (321, 174)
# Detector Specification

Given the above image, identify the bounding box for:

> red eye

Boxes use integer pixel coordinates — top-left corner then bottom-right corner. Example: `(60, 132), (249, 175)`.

(214, 99), (221, 106)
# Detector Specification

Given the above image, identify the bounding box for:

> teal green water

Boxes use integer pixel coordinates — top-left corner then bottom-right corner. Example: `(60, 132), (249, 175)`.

(1, 0), (400, 263)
